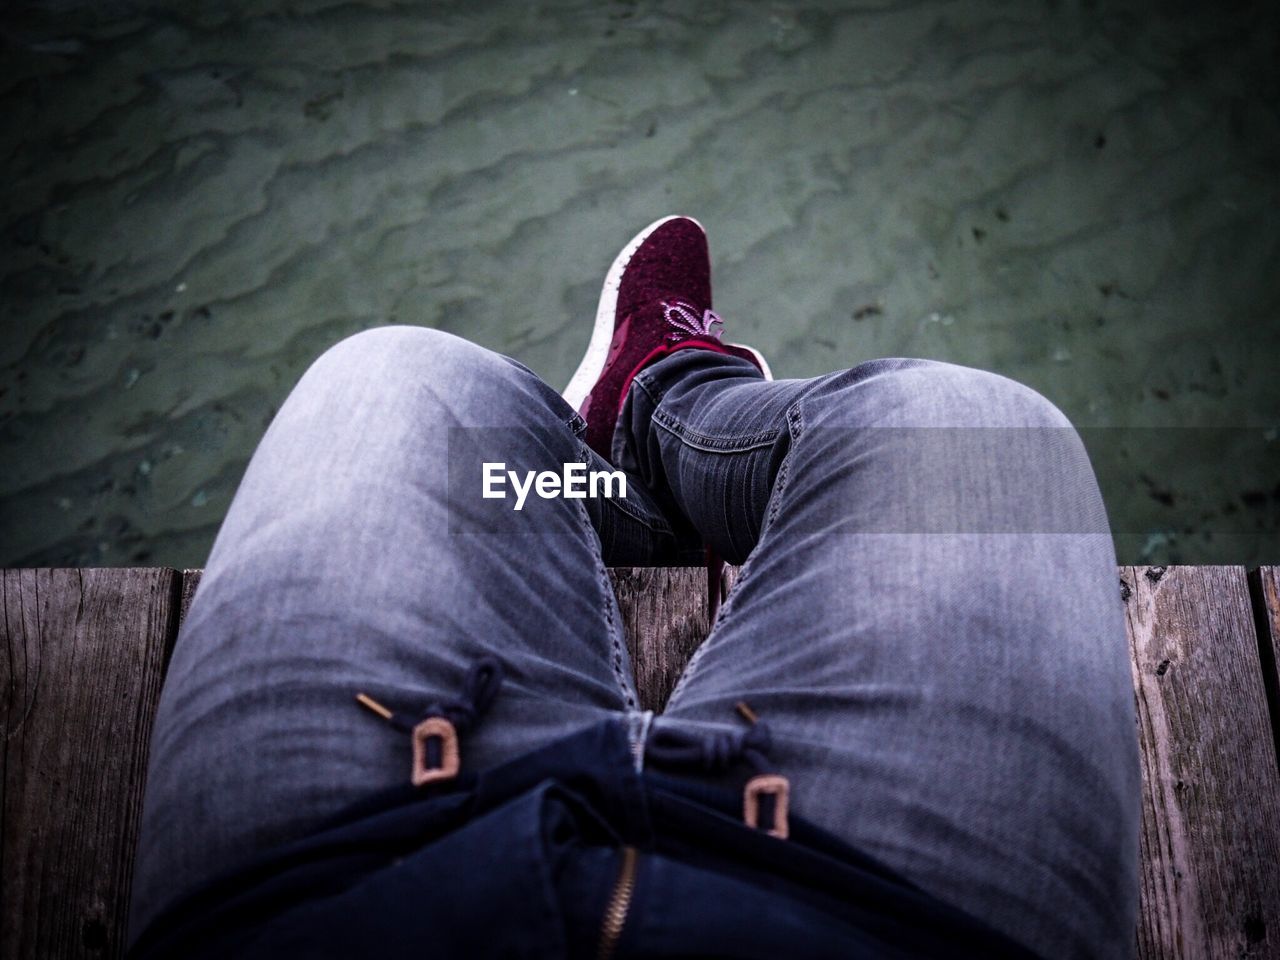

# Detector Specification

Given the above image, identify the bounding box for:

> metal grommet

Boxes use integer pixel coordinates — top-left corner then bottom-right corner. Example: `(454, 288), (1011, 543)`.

(411, 717), (460, 787)
(743, 773), (790, 840)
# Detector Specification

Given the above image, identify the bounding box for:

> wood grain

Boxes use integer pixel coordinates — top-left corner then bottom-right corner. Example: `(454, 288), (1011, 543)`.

(609, 565), (737, 712)
(610, 566), (706, 712)
(1123, 566), (1280, 960)
(1248, 566), (1280, 773)
(1, 568), (178, 960)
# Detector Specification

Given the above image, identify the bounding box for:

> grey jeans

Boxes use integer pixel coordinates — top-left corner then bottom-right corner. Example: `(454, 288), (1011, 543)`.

(131, 326), (1139, 959)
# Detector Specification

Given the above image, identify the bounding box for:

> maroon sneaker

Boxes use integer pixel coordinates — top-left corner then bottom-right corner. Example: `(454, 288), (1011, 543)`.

(563, 215), (771, 460)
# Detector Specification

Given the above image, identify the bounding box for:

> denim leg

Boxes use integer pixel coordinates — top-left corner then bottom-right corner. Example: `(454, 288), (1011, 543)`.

(625, 352), (1140, 960)
(130, 327), (670, 937)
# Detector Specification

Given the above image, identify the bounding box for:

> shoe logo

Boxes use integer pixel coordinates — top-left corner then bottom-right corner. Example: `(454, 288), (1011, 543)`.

(661, 300), (724, 340)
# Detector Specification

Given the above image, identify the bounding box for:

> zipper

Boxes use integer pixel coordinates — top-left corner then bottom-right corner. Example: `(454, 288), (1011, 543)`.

(597, 845), (639, 960)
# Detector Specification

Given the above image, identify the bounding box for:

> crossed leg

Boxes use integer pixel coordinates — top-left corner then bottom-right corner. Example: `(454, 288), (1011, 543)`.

(622, 350), (1140, 960)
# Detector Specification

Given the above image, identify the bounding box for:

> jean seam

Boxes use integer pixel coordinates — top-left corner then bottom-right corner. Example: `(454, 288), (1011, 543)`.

(651, 410), (779, 452)
(764, 404), (804, 530)
(665, 400), (806, 709)
(632, 370), (667, 407)
(637, 375), (779, 452)
(629, 710), (654, 772)
(602, 494), (674, 534)
(576, 489), (638, 711)
(722, 471), (742, 561)
(574, 438), (672, 534)
(603, 495), (673, 534)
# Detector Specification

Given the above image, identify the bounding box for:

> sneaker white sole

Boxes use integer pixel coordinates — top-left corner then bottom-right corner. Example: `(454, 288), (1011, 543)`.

(562, 215), (772, 410)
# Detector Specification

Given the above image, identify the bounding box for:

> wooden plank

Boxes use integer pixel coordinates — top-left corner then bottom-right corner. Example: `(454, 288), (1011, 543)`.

(611, 566), (709, 712)
(1123, 566), (1280, 960)
(608, 566), (739, 712)
(1248, 566), (1280, 770)
(1, 568), (179, 960)
(6, 564), (1280, 960)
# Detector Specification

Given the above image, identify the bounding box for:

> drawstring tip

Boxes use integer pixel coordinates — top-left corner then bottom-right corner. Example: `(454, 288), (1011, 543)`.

(355, 692), (393, 721)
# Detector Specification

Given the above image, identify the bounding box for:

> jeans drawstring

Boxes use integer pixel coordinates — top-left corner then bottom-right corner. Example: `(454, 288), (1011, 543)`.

(355, 656), (504, 787)
(645, 702), (791, 840)
(646, 717), (773, 773)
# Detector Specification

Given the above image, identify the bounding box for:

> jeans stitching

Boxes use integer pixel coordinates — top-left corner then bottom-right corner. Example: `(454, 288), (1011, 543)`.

(632, 371), (666, 407)
(722, 474), (741, 561)
(651, 410), (779, 452)
(574, 438), (672, 535)
(741, 449), (759, 548)
(765, 405), (804, 530)
(638, 375), (779, 452)
(576, 490), (637, 711)
(629, 710), (654, 772)
(666, 401), (805, 708)
(603, 494), (674, 534)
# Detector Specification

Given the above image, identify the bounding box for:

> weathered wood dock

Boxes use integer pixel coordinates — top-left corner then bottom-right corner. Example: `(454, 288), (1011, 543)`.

(3, 566), (1280, 959)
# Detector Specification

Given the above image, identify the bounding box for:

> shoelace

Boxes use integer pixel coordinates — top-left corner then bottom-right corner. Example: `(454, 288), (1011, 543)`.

(662, 300), (724, 340)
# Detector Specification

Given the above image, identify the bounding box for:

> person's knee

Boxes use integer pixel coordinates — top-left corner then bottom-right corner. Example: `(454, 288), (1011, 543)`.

(304, 326), (554, 418)
(813, 360), (1075, 431)
(310, 326), (501, 386)
(295, 325), (566, 437)
(916, 362), (1073, 429)
(804, 361), (1103, 532)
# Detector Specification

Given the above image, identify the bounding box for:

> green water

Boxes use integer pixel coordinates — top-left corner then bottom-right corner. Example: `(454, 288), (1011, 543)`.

(2, 0), (1278, 568)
